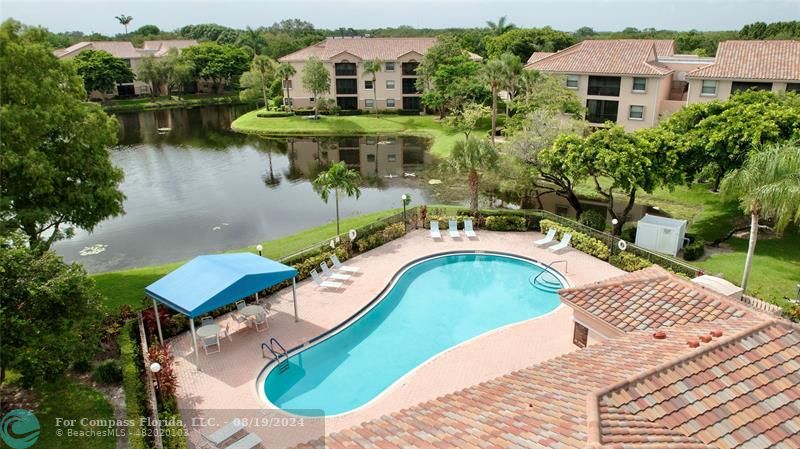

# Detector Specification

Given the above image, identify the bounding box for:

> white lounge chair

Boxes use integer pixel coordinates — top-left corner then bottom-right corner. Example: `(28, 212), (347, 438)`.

(226, 433), (263, 449)
(534, 228), (557, 246)
(200, 421), (245, 446)
(549, 233), (572, 253)
(464, 219), (477, 238)
(310, 269), (343, 289)
(448, 220), (460, 238)
(429, 220), (442, 239)
(320, 262), (351, 280)
(331, 255), (359, 273)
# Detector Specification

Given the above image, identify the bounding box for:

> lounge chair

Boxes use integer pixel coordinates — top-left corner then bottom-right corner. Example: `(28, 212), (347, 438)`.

(549, 233), (572, 253)
(310, 269), (343, 289)
(226, 433), (263, 449)
(448, 220), (460, 238)
(464, 219), (477, 238)
(200, 421), (245, 447)
(429, 220), (442, 239)
(320, 262), (351, 280)
(331, 254), (359, 273)
(534, 229), (556, 246)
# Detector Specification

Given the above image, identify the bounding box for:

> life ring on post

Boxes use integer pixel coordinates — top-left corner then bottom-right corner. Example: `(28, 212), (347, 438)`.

(617, 239), (628, 251)
(348, 229), (357, 241)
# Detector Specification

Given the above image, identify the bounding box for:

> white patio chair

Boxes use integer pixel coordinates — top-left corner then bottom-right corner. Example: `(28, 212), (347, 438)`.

(549, 233), (572, 253)
(464, 219), (477, 238)
(200, 316), (214, 327)
(331, 254), (359, 273)
(448, 219), (460, 238)
(199, 421), (245, 447)
(219, 322), (233, 342)
(320, 261), (351, 280)
(203, 335), (220, 355)
(310, 269), (343, 289)
(534, 228), (557, 246)
(252, 312), (268, 332)
(429, 220), (441, 239)
(232, 301), (248, 328)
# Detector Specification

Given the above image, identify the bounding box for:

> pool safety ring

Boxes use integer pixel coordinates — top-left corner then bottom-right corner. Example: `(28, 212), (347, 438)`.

(617, 239), (628, 251)
(348, 229), (357, 240)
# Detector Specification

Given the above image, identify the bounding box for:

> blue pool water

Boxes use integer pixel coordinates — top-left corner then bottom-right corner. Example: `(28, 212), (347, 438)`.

(263, 253), (563, 416)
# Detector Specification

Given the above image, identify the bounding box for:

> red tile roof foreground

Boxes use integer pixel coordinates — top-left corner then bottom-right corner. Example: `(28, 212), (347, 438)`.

(688, 40), (800, 81)
(526, 39), (675, 76)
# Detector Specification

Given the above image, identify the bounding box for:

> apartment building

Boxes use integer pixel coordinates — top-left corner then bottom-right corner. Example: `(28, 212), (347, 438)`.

(278, 37), (482, 111)
(54, 40), (198, 97)
(526, 39), (799, 131)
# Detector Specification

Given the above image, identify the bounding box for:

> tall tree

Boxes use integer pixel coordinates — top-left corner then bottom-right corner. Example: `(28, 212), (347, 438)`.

(73, 49), (135, 98)
(362, 59), (382, 118)
(0, 20), (125, 251)
(720, 142), (800, 293)
(499, 52), (523, 115)
(485, 27), (575, 59)
(276, 62), (297, 111)
(481, 57), (505, 144)
(445, 102), (489, 139)
(417, 35), (486, 118)
(504, 70), (584, 132)
(163, 48), (195, 95)
(486, 16), (515, 35)
(239, 55), (276, 109)
(236, 26), (267, 57)
(450, 137), (499, 215)
(136, 55), (170, 97)
(301, 56), (331, 118)
(183, 43), (250, 93)
(312, 161), (362, 235)
(115, 14), (133, 34)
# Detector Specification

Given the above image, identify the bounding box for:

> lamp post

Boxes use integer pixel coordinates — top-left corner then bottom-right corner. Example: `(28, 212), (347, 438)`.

(256, 244), (263, 257)
(150, 362), (161, 391)
(401, 194), (410, 231)
(609, 218), (619, 254)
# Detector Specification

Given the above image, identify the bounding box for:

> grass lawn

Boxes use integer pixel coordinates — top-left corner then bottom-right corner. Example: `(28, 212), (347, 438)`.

(104, 92), (256, 113)
(33, 378), (116, 449)
(93, 208), (401, 311)
(231, 111), (476, 157)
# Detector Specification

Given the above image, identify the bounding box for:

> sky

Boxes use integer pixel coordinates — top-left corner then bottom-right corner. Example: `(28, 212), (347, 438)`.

(1, 0), (797, 35)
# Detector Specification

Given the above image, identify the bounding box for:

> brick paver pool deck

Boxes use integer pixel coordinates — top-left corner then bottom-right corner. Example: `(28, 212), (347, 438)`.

(170, 229), (624, 448)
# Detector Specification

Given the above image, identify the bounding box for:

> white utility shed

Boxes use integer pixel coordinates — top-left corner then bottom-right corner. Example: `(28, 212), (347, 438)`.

(634, 214), (687, 256)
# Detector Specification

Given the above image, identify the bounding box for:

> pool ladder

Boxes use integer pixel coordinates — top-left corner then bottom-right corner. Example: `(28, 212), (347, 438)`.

(262, 337), (290, 374)
(529, 260), (568, 293)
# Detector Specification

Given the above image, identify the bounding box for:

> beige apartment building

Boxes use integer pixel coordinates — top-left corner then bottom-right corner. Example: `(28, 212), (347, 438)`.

(278, 37), (481, 111)
(526, 39), (800, 131)
(54, 40), (198, 97)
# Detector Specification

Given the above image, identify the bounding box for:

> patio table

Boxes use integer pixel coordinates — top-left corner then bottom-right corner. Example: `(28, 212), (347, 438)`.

(196, 323), (221, 339)
(240, 305), (265, 319)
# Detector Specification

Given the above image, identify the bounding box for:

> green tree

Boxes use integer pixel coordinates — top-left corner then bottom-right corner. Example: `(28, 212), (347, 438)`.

(312, 162), (362, 235)
(445, 102), (489, 139)
(362, 59), (382, 117)
(450, 137), (499, 214)
(182, 43), (250, 93)
(276, 62), (297, 111)
(0, 21), (125, 250)
(136, 55), (169, 96)
(417, 36), (485, 118)
(163, 48), (195, 95)
(720, 142), (800, 293)
(485, 27), (575, 59)
(301, 56), (331, 117)
(504, 70), (583, 132)
(486, 16), (515, 35)
(481, 57), (505, 144)
(499, 52), (523, 115)
(237, 26), (267, 57)
(133, 24), (160, 36)
(115, 14), (133, 34)
(73, 49), (135, 98)
(239, 55), (276, 108)
(0, 236), (104, 386)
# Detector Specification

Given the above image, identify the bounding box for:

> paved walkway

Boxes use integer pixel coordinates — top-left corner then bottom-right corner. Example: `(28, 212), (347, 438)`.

(171, 229), (624, 448)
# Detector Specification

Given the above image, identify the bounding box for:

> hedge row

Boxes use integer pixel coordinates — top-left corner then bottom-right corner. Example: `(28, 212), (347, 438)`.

(539, 219), (611, 261)
(423, 215), (475, 230)
(119, 321), (149, 449)
(609, 251), (653, 272)
(355, 222), (406, 252)
(484, 215), (527, 231)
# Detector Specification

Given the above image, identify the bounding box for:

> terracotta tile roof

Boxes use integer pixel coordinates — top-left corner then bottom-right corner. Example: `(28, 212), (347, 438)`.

(559, 266), (752, 332)
(526, 51), (554, 64)
(526, 39), (675, 76)
(595, 321), (800, 448)
(278, 37), (482, 63)
(53, 41), (142, 59)
(687, 40), (800, 81)
(142, 40), (198, 57)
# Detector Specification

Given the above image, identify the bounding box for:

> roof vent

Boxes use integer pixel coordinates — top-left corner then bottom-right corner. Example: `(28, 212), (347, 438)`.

(687, 338), (700, 348)
(699, 335), (712, 343)
(710, 329), (723, 338)
(653, 331), (667, 340)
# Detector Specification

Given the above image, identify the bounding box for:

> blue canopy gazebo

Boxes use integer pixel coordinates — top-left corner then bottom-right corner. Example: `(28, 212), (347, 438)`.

(145, 253), (298, 363)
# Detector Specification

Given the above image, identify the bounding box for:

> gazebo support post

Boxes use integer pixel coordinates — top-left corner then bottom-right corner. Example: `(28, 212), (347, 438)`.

(189, 319), (200, 369)
(152, 298), (164, 344)
(292, 276), (299, 322)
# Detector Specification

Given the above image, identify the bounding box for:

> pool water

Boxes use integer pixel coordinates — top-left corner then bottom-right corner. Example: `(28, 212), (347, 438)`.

(262, 253), (563, 416)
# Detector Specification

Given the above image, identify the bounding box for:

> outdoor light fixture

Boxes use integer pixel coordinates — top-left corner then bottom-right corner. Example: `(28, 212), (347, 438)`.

(256, 244), (263, 256)
(150, 362), (161, 373)
(401, 194), (410, 231)
(609, 219), (620, 254)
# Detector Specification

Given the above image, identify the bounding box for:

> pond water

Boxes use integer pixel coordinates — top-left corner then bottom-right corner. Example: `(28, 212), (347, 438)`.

(53, 106), (438, 273)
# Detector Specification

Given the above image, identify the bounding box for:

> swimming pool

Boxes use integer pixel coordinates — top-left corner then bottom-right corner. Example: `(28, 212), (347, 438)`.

(261, 252), (564, 416)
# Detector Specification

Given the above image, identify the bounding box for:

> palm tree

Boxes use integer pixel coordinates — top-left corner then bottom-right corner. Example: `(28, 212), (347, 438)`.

(237, 27), (267, 58)
(115, 15), (133, 34)
(499, 53), (523, 116)
(486, 16), (515, 36)
(720, 141), (800, 293)
(481, 58), (505, 145)
(276, 63), (296, 111)
(251, 55), (276, 110)
(312, 162), (362, 235)
(362, 59), (382, 118)
(450, 137), (499, 215)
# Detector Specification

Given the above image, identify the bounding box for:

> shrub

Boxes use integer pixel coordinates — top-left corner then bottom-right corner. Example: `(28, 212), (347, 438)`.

(683, 239), (705, 261)
(93, 359), (123, 384)
(292, 247), (348, 278)
(539, 219), (611, 260)
(119, 322), (149, 449)
(355, 222), (406, 252)
(609, 251), (653, 272)
(621, 225), (637, 243)
(578, 210), (607, 232)
(256, 111), (293, 118)
(484, 215), (527, 231)
(72, 358), (92, 373)
(398, 109), (421, 115)
(337, 109), (362, 116)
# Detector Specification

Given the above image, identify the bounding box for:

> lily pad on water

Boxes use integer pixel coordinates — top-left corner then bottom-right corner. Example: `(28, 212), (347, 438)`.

(79, 244), (108, 256)
(428, 179), (442, 185)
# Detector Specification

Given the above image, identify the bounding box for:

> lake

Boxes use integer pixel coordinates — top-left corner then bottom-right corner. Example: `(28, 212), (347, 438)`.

(54, 106), (438, 273)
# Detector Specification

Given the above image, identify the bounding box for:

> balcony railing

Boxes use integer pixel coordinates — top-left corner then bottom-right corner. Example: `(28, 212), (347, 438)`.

(402, 62), (419, 76)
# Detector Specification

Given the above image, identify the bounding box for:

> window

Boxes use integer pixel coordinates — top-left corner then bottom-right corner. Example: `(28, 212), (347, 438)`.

(566, 75), (579, 89)
(335, 78), (357, 95)
(334, 62), (357, 76)
(387, 154), (397, 162)
(787, 83), (800, 93)
(366, 136), (377, 145)
(386, 98), (396, 108)
(364, 80), (373, 89)
(386, 80), (395, 89)
(282, 79), (292, 89)
(336, 97), (358, 110)
(629, 105), (644, 120)
(588, 76), (621, 96)
(573, 322), (588, 348)
(365, 99), (374, 108)
(632, 77), (647, 92)
(701, 80), (717, 96)
(731, 81), (773, 94)
(385, 62), (395, 71)
(402, 78), (419, 94)
(402, 62), (419, 76)
(366, 154), (376, 162)
(586, 99), (619, 123)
